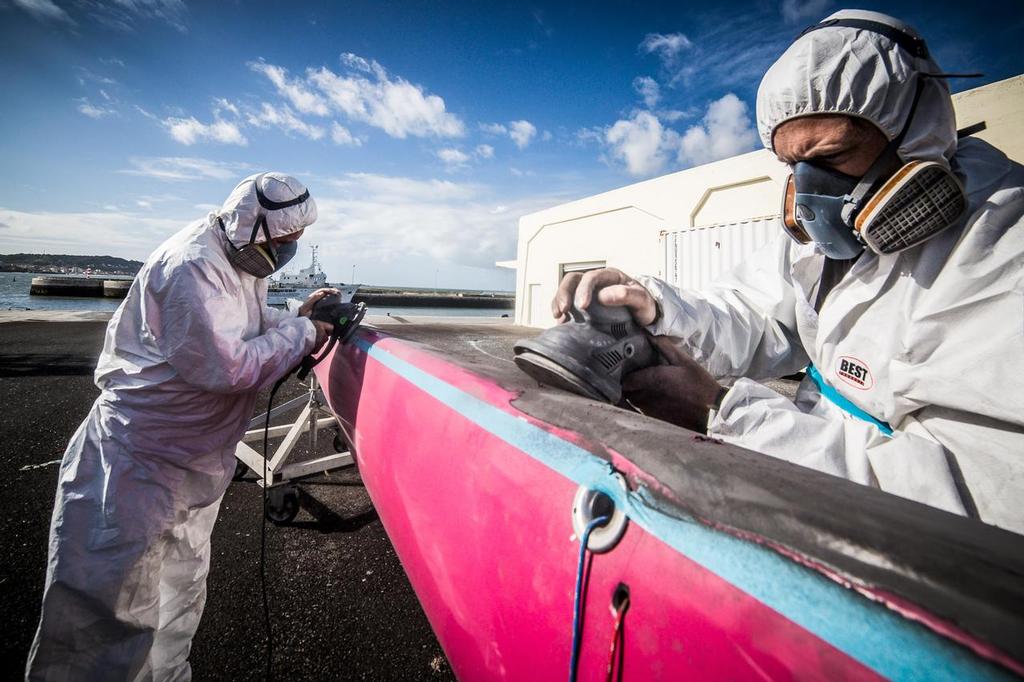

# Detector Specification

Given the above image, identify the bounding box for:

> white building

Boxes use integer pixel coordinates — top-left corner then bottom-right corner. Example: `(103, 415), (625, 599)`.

(509, 75), (1023, 327)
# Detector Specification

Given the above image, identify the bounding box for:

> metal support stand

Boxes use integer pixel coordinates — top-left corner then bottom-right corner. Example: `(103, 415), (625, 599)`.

(235, 374), (354, 522)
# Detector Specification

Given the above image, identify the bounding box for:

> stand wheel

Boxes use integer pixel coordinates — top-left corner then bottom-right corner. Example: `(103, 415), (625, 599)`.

(333, 430), (349, 453)
(265, 486), (300, 524)
(233, 458), (249, 481)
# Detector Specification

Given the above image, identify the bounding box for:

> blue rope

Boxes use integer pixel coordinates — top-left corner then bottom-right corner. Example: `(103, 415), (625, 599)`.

(569, 515), (609, 682)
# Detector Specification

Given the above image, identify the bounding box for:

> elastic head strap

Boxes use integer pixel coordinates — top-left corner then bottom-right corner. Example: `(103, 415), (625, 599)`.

(797, 17), (929, 59)
(247, 213), (275, 246)
(253, 173), (310, 211)
(218, 210), (275, 249)
(841, 75), (928, 225)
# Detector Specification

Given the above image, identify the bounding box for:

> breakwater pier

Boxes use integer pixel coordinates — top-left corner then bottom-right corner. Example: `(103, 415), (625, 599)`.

(352, 290), (513, 309)
(28, 275), (514, 309)
(29, 275), (132, 298)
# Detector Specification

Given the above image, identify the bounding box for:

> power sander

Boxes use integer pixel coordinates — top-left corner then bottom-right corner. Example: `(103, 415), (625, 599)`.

(296, 293), (367, 380)
(513, 301), (657, 404)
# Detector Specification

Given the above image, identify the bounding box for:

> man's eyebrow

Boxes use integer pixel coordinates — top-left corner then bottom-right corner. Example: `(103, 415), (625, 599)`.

(780, 139), (852, 164)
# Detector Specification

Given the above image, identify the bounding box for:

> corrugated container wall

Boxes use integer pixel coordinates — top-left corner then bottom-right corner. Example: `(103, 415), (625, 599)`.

(662, 218), (778, 292)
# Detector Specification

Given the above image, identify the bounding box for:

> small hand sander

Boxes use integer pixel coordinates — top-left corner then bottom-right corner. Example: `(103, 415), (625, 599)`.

(513, 301), (657, 404)
(309, 294), (367, 345)
(297, 294), (367, 380)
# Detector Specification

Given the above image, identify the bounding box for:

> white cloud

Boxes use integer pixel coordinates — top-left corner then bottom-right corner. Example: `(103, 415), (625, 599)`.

(2, 178), (548, 280)
(633, 76), (660, 108)
(327, 174), (480, 202)
(76, 97), (115, 119)
(605, 111), (678, 177)
(656, 108), (694, 123)
(83, 0), (188, 33)
(133, 194), (180, 211)
(311, 174), (564, 269)
(780, 0), (830, 24)
(677, 93), (758, 166)
(134, 104), (158, 120)
(0, 206), (184, 260)
(303, 54), (465, 139)
(213, 98), (239, 117)
(508, 120), (537, 149)
(11, 0), (75, 25)
(475, 144), (494, 159)
(246, 102), (325, 140)
(480, 120), (538, 149)
(330, 122), (361, 146)
(249, 61), (330, 116)
(75, 67), (117, 86)
(163, 116), (247, 146)
(436, 147), (471, 171)
(639, 32), (693, 68)
(120, 157), (252, 182)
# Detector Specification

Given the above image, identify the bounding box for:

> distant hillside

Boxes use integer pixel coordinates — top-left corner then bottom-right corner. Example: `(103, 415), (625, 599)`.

(0, 253), (143, 275)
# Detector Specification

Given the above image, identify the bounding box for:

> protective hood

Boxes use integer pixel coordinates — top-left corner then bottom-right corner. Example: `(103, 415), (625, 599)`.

(217, 172), (318, 246)
(756, 9), (957, 166)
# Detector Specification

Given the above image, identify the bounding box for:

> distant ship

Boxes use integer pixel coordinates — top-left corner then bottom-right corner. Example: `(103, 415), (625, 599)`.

(267, 245), (358, 306)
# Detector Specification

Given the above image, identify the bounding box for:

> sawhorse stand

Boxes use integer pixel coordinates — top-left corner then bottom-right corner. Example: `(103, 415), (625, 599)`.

(234, 374), (354, 523)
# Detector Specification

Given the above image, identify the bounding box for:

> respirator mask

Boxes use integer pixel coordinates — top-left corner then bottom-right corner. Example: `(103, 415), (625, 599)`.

(220, 174), (310, 278)
(780, 23), (968, 259)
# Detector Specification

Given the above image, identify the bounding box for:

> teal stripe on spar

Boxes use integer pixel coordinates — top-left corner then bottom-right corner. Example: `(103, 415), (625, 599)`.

(352, 337), (1014, 682)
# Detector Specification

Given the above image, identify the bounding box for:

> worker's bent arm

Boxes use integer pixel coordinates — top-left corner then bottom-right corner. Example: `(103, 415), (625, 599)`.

(635, 234), (808, 383)
(153, 266), (316, 394)
(262, 300), (300, 329)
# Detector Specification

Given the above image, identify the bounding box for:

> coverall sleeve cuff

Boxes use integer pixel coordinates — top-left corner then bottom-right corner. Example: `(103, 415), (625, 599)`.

(288, 316), (317, 355)
(633, 275), (691, 337)
(707, 381), (746, 435)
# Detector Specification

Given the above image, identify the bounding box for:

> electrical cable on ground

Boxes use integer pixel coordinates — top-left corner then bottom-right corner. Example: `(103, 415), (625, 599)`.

(261, 375), (288, 681)
(569, 515), (610, 682)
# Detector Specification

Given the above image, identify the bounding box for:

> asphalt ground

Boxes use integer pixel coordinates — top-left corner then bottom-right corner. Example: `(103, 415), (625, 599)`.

(0, 320), (454, 681)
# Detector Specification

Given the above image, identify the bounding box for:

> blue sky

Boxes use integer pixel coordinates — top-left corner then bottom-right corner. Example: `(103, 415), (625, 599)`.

(1, 0), (1021, 289)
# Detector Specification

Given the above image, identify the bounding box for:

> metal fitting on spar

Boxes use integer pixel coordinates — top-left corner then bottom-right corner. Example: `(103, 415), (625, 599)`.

(572, 472), (629, 553)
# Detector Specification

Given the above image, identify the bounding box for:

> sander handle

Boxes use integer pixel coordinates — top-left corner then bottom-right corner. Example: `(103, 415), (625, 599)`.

(295, 296), (367, 381)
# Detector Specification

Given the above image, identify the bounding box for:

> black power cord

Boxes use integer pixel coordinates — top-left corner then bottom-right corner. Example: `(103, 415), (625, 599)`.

(260, 374), (288, 681)
(257, 297), (366, 680)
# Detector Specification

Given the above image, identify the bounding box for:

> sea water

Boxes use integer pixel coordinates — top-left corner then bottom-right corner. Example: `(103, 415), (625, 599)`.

(0, 272), (512, 318)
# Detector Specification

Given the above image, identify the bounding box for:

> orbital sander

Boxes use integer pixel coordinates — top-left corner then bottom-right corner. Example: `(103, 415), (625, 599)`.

(513, 301), (657, 404)
(296, 293), (367, 380)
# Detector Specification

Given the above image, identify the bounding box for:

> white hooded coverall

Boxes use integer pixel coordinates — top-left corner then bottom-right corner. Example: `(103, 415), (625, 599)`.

(638, 10), (1024, 534)
(26, 173), (318, 680)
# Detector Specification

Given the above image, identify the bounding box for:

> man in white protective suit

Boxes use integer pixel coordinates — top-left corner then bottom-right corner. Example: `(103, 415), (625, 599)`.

(555, 10), (1024, 534)
(26, 172), (336, 680)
